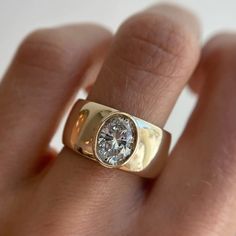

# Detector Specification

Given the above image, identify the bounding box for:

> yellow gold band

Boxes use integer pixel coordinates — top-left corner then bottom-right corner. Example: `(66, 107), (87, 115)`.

(63, 99), (171, 178)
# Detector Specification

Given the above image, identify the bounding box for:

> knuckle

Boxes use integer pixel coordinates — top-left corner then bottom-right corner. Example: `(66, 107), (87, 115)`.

(202, 33), (236, 87)
(15, 29), (72, 75)
(204, 33), (236, 67)
(114, 12), (197, 82)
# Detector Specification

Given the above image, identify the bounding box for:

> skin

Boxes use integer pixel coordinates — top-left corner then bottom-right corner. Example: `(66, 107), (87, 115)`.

(0, 3), (236, 236)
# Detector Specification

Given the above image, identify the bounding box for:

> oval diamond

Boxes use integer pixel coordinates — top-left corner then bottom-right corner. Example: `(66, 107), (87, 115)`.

(95, 114), (137, 167)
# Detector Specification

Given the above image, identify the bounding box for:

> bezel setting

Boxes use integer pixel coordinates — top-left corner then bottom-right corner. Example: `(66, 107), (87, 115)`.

(93, 112), (138, 168)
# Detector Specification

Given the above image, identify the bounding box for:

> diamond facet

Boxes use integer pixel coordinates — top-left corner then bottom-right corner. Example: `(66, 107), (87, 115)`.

(95, 114), (137, 167)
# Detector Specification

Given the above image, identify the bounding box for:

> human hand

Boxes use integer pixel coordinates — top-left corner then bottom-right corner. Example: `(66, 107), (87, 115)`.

(1, 4), (236, 236)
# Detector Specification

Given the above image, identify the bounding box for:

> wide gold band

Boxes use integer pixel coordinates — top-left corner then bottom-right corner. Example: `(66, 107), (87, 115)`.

(63, 99), (171, 178)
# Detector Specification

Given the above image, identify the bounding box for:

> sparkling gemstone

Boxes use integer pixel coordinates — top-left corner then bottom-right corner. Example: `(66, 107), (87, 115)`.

(95, 114), (137, 167)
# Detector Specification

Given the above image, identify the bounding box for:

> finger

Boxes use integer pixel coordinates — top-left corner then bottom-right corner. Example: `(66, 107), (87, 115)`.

(0, 24), (111, 185)
(36, 148), (57, 174)
(189, 58), (206, 94)
(89, 4), (200, 125)
(142, 34), (236, 235)
(46, 4), (201, 235)
(189, 40), (209, 94)
(84, 56), (105, 93)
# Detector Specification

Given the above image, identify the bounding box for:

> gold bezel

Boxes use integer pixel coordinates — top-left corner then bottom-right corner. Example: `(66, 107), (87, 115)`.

(92, 111), (139, 169)
(63, 100), (171, 178)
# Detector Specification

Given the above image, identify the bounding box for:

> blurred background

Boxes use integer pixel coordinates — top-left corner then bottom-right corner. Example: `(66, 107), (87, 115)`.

(1, 0), (236, 150)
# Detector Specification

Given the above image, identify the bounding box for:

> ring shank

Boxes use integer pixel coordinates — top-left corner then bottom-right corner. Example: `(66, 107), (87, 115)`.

(63, 99), (171, 178)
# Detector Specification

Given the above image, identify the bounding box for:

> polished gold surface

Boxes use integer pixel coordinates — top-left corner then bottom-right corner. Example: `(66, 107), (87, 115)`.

(63, 99), (171, 178)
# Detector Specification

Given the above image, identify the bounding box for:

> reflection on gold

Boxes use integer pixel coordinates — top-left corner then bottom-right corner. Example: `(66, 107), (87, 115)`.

(63, 100), (171, 178)
(70, 109), (89, 149)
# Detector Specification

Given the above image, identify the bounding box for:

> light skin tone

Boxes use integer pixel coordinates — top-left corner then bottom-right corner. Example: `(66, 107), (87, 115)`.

(0, 3), (236, 235)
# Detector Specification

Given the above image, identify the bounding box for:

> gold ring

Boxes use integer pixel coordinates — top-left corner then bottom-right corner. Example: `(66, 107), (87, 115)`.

(63, 99), (171, 178)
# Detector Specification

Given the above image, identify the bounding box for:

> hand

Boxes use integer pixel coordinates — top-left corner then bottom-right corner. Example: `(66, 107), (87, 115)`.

(1, 4), (236, 236)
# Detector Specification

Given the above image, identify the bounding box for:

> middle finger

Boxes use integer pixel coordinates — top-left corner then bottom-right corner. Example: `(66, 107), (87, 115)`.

(46, 4), (201, 235)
